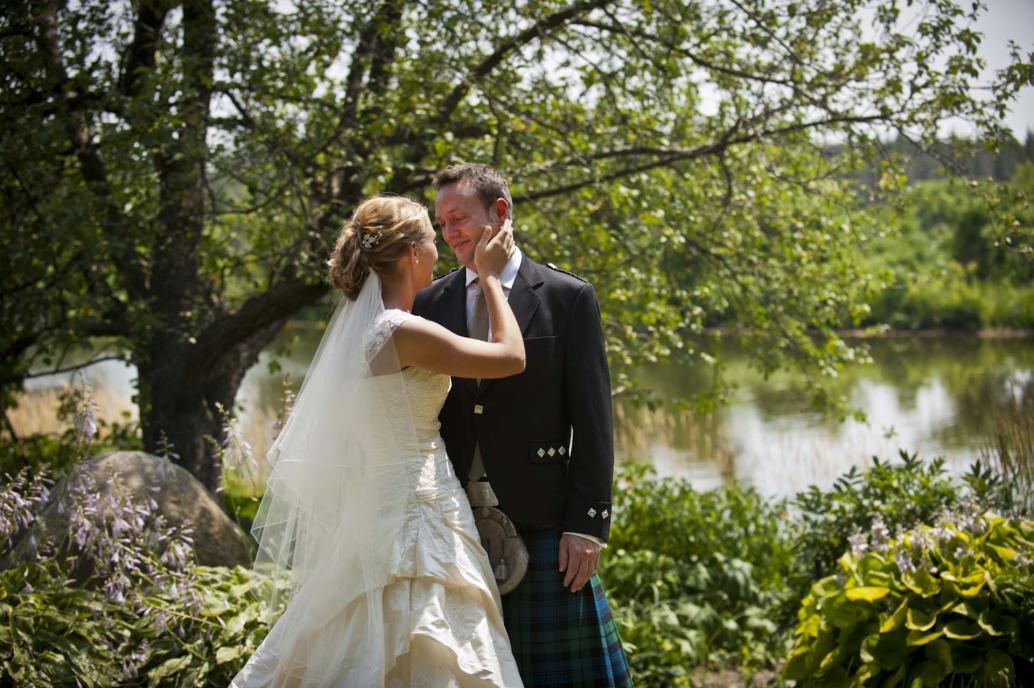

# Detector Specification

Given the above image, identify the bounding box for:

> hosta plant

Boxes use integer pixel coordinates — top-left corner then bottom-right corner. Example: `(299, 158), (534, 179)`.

(785, 510), (1034, 687)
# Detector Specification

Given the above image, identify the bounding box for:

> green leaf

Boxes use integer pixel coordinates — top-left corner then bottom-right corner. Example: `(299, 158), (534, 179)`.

(943, 618), (982, 640)
(873, 628), (909, 671)
(951, 646), (984, 674)
(845, 586), (890, 602)
(881, 598), (908, 633)
(902, 569), (940, 598)
(215, 645), (244, 664)
(912, 659), (947, 687)
(905, 606), (937, 631)
(977, 609), (1017, 637)
(949, 599), (985, 619)
(981, 649), (1015, 688)
(923, 638), (953, 674)
(906, 628), (944, 646)
(148, 655), (192, 685)
(882, 664), (907, 688)
(989, 544), (1017, 562)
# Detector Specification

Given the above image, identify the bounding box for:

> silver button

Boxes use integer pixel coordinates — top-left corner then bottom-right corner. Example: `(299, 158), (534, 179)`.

(558, 446), (566, 456)
(474, 404), (484, 415)
(587, 508), (597, 518)
(601, 509), (609, 519)
(547, 447), (556, 457)
(537, 448), (545, 457)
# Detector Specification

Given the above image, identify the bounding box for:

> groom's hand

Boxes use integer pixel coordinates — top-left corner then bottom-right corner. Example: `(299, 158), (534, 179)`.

(558, 533), (600, 593)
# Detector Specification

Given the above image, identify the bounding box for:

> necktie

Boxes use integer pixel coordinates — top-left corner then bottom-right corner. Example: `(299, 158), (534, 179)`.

(469, 279), (488, 482)
(469, 279), (489, 342)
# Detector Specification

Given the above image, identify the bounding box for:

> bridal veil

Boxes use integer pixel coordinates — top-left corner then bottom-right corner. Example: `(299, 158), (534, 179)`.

(242, 272), (420, 685)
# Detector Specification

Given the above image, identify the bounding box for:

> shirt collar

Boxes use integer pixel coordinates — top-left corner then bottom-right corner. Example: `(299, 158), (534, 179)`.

(465, 246), (522, 290)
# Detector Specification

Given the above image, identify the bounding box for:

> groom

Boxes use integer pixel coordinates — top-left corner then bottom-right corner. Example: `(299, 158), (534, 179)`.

(414, 163), (632, 687)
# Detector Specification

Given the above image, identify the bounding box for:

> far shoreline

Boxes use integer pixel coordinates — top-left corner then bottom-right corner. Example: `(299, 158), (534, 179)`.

(838, 328), (1034, 339)
(698, 326), (1034, 339)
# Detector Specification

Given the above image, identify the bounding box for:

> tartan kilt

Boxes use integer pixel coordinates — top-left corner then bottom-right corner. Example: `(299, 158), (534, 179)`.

(501, 529), (633, 688)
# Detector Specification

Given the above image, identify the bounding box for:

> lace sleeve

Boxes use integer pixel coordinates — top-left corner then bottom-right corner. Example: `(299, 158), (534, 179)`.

(365, 308), (410, 361)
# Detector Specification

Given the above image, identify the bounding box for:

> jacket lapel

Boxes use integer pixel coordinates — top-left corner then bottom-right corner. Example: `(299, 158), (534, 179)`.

(434, 269), (477, 395)
(477, 257), (543, 397)
(436, 268), (468, 337)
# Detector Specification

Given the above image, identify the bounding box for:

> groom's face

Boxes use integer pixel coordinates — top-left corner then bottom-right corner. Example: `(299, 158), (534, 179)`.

(435, 180), (499, 271)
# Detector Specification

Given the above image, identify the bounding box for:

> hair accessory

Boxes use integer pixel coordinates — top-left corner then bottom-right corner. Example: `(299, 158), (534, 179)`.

(360, 232), (380, 250)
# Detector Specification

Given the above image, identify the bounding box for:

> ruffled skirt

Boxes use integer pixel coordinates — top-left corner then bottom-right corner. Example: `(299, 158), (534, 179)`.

(230, 460), (522, 688)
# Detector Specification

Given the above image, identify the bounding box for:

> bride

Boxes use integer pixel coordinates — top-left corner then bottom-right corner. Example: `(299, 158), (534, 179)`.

(231, 196), (525, 687)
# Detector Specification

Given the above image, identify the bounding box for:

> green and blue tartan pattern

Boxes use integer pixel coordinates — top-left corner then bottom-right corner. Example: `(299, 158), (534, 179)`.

(501, 530), (633, 687)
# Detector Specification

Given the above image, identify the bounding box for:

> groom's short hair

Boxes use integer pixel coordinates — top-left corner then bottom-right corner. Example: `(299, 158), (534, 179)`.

(433, 163), (514, 221)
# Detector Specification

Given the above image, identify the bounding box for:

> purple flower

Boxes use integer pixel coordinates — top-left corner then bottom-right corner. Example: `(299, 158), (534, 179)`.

(894, 549), (916, 574)
(848, 531), (868, 557)
(74, 396), (100, 444)
(869, 515), (890, 551)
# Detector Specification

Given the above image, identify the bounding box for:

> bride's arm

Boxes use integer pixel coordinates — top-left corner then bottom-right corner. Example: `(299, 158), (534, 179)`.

(394, 225), (525, 379)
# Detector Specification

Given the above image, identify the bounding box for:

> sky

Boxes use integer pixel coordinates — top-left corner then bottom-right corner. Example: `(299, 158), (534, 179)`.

(973, 0), (1034, 137)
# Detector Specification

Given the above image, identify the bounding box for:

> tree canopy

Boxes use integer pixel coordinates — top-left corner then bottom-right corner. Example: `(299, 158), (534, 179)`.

(2, 0), (1030, 488)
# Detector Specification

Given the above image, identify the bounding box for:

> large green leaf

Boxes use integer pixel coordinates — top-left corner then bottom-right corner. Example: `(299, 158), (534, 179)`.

(906, 628), (944, 647)
(905, 606), (937, 632)
(980, 649), (1015, 688)
(910, 659), (948, 687)
(845, 586), (890, 602)
(923, 638), (953, 674)
(902, 569), (940, 598)
(943, 618), (982, 640)
(977, 609), (1017, 637)
(881, 598), (909, 633)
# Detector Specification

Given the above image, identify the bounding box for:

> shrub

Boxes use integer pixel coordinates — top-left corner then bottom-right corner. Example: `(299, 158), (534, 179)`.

(603, 464), (794, 684)
(787, 451), (1011, 627)
(784, 511), (1034, 686)
(0, 562), (283, 687)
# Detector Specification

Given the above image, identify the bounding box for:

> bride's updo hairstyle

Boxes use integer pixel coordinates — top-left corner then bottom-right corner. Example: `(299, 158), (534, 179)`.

(327, 196), (433, 299)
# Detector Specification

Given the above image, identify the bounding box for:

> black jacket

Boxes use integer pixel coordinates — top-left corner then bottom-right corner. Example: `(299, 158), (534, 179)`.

(413, 255), (615, 541)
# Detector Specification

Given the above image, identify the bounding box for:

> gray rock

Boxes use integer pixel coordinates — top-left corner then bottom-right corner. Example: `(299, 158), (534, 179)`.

(6, 451), (252, 570)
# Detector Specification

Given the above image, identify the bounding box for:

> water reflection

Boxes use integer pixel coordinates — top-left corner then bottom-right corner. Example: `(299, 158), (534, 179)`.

(614, 338), (1034, 497)
(11, 332), (1033, 500)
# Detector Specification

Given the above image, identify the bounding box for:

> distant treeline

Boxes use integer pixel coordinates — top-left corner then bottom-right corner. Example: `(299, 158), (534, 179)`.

(857, 131), (1034, 184)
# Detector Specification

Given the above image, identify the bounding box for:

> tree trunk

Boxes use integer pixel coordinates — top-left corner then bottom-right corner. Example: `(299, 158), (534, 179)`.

(139, 322), (282, 493)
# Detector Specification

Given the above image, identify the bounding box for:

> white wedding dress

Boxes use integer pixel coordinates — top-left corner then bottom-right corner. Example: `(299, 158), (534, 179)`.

(231, 309), (523, 688)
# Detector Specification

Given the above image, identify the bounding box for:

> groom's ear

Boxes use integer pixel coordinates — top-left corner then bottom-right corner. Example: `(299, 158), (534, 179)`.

(491, 198), (510, 224)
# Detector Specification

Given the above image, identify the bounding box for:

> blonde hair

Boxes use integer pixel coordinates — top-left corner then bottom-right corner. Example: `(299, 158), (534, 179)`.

(327, 196), (433, 299)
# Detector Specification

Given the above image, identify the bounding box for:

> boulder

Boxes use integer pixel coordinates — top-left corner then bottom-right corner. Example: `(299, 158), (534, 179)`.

(6, 451), (252, 570)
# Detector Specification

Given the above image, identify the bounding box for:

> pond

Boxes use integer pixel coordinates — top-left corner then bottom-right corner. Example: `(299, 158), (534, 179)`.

(12, 332), (1033, 499)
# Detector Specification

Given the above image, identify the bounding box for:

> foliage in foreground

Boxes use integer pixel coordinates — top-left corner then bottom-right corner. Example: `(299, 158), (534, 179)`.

(602, 463), (795, 685)
(602, 452), (1029, 687)
(786, 513), (1034, 687)
(2, 443), (1032, 686)
(788, 452), (1016, 624)
(0, 563), (280, 688)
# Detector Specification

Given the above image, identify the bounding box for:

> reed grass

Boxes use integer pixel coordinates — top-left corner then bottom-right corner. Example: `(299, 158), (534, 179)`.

(980, 394), (1034, 516)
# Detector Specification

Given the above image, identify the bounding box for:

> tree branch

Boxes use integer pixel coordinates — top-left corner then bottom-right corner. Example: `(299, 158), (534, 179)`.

(31, 0), (149, 299)
(188, 279), (328, 379)
(518, 112), (888, 202)
(435, 0), (611, 131)
(118, 0), (171, 99)
(21, 355), (128, 381)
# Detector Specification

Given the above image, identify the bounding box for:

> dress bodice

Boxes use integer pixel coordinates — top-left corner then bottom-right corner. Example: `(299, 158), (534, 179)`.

(397, 365), (452, 446)
(366, 309), (453, 460)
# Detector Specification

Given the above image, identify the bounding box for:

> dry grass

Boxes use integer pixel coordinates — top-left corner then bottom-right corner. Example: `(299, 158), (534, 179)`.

(8, 384), (136, 438)
(980, 395), (1034, 516)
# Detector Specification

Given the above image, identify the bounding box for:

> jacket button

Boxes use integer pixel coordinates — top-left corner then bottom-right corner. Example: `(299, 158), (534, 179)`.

(474, 404), (484, 415)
